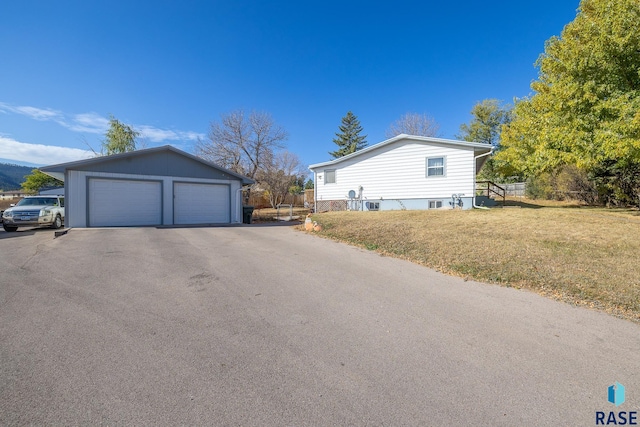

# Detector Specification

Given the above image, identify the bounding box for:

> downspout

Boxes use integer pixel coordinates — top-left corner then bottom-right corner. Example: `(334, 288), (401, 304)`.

(236, 187), (243, 223)
(473, 149), (494, 209)
(313, 171), (318, 213)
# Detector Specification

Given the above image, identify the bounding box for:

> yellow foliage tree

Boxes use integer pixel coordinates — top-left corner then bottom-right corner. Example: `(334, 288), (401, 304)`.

(497, 0), (640, 205)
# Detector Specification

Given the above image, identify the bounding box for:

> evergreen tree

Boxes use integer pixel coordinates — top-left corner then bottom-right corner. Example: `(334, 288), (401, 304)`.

(304, 178), (314, 190)
(329, 111), (367, 158)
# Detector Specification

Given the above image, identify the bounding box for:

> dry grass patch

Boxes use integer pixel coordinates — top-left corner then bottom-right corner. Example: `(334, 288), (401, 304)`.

(309, 205), (640, 323)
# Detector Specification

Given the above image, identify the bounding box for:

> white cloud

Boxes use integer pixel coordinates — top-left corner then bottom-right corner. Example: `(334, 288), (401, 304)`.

(0, 136), (94, 165)
(137, 125), (204, 143)
(0, 101), (204, 143)
(64, 112), (110, 133)
(181, 131), (205, 140)
(18, 106), (62, 121)
(137, 126), (180, 142)
(0, 102), (63, 121)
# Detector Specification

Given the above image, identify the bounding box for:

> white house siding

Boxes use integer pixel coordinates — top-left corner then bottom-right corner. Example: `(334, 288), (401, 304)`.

(314, 141), (476, 202)
(65, 170), (242, 228)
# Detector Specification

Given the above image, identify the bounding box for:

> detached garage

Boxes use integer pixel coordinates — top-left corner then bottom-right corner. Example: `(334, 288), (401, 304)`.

(40, 145), (253, 228)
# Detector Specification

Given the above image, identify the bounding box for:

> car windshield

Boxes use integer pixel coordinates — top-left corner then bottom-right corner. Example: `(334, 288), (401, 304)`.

(16, 198), (58, 207)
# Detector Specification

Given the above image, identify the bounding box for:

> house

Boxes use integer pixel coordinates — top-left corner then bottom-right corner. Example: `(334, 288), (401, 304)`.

(39, 145), (253, 227)
(308, 134), (492, 211)
(0, 191), (29, 200)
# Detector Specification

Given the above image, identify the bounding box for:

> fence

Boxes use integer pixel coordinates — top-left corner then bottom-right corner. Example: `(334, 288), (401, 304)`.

(304, 189), (314, 205)
(247, 191), (305, 208)
(478, 182), (526, 197)
(503, 182), (526, 197)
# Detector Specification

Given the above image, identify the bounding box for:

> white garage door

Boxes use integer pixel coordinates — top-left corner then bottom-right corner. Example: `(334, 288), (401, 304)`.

(174, 182), (230, 224)
(89, 178), (162, 227)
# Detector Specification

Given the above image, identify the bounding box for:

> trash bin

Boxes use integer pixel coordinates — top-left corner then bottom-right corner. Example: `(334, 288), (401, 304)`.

(242, 206), (254, 224)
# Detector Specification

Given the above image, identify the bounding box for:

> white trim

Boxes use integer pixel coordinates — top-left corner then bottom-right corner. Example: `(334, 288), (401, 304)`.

(426, 156), (446, 178)
(324, 169), (336, 184)
(309, 134), (491, 170)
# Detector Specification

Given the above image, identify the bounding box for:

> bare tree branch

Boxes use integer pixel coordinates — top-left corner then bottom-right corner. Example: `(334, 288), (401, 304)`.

(257, 150), (304, 208)
(385, 112), (440, 138)
(195, 109), (288, 181)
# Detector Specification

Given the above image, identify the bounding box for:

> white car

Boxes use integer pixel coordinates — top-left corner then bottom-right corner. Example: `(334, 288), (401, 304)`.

(2, 195), (65, 232)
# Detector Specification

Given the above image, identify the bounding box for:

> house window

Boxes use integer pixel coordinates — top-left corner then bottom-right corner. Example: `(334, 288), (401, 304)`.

(325, 169), (336, 184)
(366, 201), (380, 211)
(429, 200), (442, 209)
(426, 157), (445, 177)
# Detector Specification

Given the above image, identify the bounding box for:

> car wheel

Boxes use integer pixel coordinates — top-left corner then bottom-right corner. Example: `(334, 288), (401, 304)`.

(3, 224), (18, 232)
(51, 215), (62, 229)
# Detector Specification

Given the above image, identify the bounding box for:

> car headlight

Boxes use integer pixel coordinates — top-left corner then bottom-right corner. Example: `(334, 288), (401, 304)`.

(3, 210), (12, 218)
(40, 209), (52, 216)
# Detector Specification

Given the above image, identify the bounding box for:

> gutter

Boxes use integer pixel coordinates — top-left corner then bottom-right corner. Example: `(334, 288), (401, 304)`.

(473, 149), (494, 209)
(314, 171), (317, 213)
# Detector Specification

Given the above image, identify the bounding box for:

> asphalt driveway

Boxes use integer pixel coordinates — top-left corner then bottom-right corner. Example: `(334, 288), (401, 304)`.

(1, 225), (639, 425)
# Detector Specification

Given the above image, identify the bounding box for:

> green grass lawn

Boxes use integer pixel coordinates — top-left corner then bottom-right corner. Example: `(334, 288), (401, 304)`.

(307, 200), (640, 323)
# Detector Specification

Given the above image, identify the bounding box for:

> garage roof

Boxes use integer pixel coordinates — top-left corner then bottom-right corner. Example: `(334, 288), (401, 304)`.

(40, 145), (255, 185)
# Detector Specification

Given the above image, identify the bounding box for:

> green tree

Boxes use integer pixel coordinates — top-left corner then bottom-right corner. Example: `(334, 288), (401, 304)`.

(102, 115), (139, 155)
(289, 175), (305, 195)
(304, 178), (314, 190)
(457, 99), (512, 181)
(329, 111), (367, 158)
(21, 170), (63, 193)
(457, 99), (512, 147)
(496, 0), (640, 205)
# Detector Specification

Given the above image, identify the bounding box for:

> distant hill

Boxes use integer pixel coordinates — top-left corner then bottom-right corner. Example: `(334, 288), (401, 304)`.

(0, 163), (34, 191)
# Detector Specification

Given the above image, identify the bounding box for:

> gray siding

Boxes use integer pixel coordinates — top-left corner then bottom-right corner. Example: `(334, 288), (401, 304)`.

(69, 151), (236, 181)
(66, 170), (243, 227)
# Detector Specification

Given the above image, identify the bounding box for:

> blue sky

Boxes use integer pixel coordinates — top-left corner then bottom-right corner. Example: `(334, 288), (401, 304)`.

(1, 1), (580, 170)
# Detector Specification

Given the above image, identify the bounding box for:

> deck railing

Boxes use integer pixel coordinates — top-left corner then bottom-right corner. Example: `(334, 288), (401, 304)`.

(476, 181), (506, 206)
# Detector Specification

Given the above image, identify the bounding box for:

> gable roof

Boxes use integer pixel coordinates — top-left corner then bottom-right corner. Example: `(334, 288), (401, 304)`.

(309, 134), (492, 170)
(39, 145), (254, 185)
